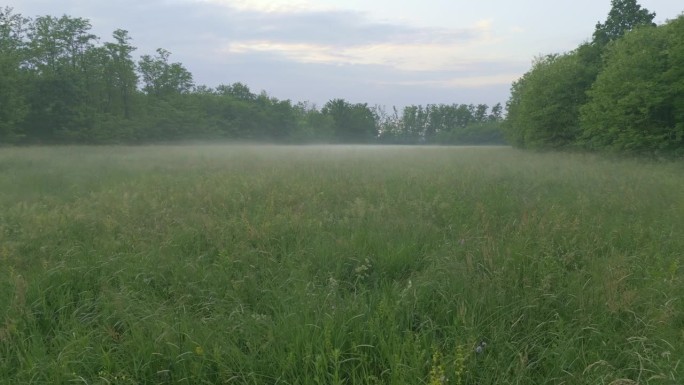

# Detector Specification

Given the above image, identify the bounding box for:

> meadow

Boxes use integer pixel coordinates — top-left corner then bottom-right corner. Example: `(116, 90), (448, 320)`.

(0, 145), (682, 384)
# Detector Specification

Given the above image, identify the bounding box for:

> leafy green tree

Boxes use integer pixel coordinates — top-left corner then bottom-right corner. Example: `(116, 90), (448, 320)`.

(217, 82), (256, 101)
(488, 103), (503, 122)
(103, 29), (138, 119)
(322, 99), (378, 143)
(253, 91), (297, 140)
(504, 0), (660, 152)
(25, 15), (96, 72)
(138, 48), (193, 97)
(505, 50), (596, 149)
(22, 15), (99, 142)
(664, 16), (684, 149)
(473, 104), (488, 123)
(373, 105), (401, 143)
(593, 0), (655, 46)
(0, 7), (28, 143)
(292, 102), (335, 143)
(453, 104), (473, 129)
(401, 105), (428, 142)
(580, 16), (684, 154)
(136, 49), (195, 141)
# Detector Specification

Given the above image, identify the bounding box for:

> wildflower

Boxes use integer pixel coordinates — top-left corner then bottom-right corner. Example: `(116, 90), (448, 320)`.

(429, 350), (446, 385)
(454, 345), (466, 385)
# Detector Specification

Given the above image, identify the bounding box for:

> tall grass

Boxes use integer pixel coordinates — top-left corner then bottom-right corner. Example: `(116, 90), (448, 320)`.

(1, 145), (682, 384)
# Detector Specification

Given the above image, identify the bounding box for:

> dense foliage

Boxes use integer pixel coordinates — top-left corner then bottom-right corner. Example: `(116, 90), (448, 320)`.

(0, 7), (504, 145)
(379, 103), (504, 145)
(505, 0), (684, 156)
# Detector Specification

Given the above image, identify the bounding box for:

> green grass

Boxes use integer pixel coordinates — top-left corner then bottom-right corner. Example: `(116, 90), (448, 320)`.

(1, 145), (682, 384)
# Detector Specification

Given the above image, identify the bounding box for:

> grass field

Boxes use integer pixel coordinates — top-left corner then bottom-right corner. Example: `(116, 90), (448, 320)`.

(1, 145), (682, 384)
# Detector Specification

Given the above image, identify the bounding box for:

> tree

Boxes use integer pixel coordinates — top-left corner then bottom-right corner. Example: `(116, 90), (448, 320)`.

(217, 82), (255, 101)
(103, 29), (138, 119)
(505, 52), (594, 148)
(488, 103), (503, 122)
(21, 15), (100, 142)
(292, 102), (335, 142)
(138, 48), (194, 97)
(503, 0), (658, 152)
(25, 15), (96, 73)
(401, 105), (428, 142)
(581, 15), (684, 154)
(0, 7), (28, 143)
(135, 49), (195, 141)
(253, 91), (297, 140)
(593, 0), (655, 46)
(664, 16), (684, 152)
(322, 99), (378, 143)
(473, 104), (488, 123)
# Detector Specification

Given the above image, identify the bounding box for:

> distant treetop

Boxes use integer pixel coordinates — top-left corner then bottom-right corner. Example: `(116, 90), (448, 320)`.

(592, 0), (656, 46)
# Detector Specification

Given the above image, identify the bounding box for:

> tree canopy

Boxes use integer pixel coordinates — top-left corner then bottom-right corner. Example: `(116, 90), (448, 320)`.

(0, 7), (504, 146)
(592, 0), (656, 46)
(505, 0), (683, 157)
(581, 16), (684, 153)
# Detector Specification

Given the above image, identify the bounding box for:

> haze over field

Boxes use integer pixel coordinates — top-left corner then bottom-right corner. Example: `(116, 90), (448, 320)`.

(1, 145), (683, 383)
(12, 0), (683, 107)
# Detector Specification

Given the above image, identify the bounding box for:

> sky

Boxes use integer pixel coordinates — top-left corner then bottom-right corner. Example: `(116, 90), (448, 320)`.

(10, 0), (684, 109)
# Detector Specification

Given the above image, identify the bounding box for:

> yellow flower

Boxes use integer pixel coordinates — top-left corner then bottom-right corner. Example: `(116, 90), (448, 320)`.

(429, 350), (446, 385)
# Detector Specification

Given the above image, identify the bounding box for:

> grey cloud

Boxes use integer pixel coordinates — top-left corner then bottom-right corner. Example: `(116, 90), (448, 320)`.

(13, 0), (487, 58)
(12, 0), (517, 107)
(211, 7), (479, 46)
(193, 50), (520, 108)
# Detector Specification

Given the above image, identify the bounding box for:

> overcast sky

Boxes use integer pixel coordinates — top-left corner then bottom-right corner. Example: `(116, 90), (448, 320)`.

(11, 0), (684, 108)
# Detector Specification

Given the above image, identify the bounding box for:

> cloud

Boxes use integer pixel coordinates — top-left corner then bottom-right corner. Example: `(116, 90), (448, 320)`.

(191, 3), (504, 72)
(190, 1), (485, 48)
(135, 0), (524, 104)
(12, 0), (526, 107)
(511, 26), (526, 33)
(193, 0), (317, 14)
(196, 47), (525, 108)
(221, 39), (508, 72)
(13, 0), (510, 72)
(378, 73), (522, 88)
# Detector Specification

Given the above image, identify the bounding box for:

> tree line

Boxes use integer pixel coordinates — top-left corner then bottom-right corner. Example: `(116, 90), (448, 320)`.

(0, 7), (504, 145)
(505, 0), (684, 156)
